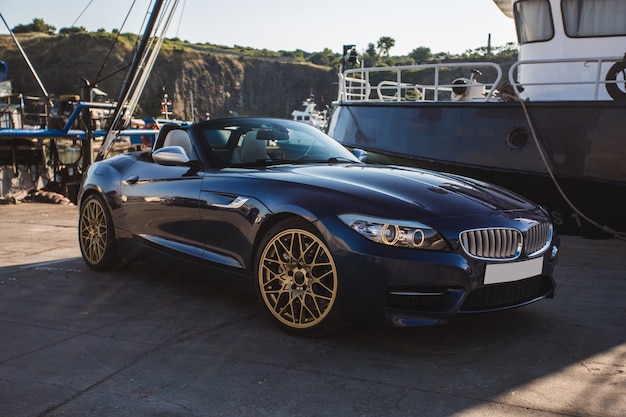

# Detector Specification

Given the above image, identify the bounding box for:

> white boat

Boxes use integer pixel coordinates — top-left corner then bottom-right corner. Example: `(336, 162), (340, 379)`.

(327, 0), (626, 238)
(291, 97), (328, 129)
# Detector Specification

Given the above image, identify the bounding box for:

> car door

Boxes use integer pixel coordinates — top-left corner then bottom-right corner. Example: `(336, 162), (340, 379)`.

(197, 173), (272, 271)
(120, 157), (205, 259)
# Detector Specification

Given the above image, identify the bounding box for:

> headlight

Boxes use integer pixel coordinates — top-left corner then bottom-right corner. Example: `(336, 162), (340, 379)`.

(339, 214), (448, 250)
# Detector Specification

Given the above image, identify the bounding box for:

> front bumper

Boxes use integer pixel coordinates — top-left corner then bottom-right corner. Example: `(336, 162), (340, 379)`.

(320, 218), (559, 327)
(384, 273), (555, 326)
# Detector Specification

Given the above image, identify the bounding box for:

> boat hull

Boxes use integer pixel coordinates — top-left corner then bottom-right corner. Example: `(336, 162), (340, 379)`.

(327, 100), (626, 238)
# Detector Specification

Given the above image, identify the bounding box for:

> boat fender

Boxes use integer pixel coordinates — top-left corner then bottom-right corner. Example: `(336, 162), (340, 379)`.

(605, 55), (626, 101)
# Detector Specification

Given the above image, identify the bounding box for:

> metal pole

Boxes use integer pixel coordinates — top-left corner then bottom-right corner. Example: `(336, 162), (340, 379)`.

(97, 0), (165, 161)
(81, 79), (93, 167)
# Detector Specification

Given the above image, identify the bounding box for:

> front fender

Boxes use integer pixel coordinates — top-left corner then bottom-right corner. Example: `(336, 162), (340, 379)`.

(78, 155), (136, 238)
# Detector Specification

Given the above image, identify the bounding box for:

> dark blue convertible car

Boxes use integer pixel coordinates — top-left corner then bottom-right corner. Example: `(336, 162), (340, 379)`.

(78, 117), (559, 335)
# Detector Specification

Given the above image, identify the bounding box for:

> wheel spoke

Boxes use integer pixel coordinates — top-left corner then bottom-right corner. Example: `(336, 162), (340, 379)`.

(302, 293), (322, 319)
(303, 239), (320, 262)
(276, 294), (294, 316)
(296, 295), (308, 324)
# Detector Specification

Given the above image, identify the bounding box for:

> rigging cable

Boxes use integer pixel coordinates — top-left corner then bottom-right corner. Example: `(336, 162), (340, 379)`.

(96, 0), (180, 162)
(504, 92), (626, 241)
(175, 0), (186, 39)
(0, 13), (49, 98)
(70, 0), (94, 28)
(92, 0), (139, 85)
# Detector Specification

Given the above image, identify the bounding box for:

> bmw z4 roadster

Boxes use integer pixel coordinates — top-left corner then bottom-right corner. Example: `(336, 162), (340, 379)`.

(78, 117), (559, 335)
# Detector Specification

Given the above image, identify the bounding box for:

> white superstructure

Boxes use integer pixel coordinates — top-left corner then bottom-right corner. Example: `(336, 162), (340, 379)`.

(494, 0), (626, 100)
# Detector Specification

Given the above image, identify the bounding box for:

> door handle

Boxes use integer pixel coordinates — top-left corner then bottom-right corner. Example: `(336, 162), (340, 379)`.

(211, 196), (248, 209)
(125, 175), (139, 185)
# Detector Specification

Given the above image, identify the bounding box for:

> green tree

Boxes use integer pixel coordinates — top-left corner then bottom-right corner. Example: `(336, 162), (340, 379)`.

(494, 42), (518, 60)
(59, 26), (87, 35)
(409, 46), (432, 63)
(290, 49), (305, 62)
(376, 36), (395, 57)
(12, 18), (56, 35)
(308, 48), (336, 66)
(361, 43), (379, 67)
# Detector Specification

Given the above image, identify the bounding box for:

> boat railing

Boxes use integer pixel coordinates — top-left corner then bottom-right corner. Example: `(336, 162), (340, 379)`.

(339, 56), (626, 103)
(508, 56), (625, 101)
(339, 62), (503, 103)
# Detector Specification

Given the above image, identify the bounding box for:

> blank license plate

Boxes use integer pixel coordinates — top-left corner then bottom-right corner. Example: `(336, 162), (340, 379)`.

(484, 257), (544, 285)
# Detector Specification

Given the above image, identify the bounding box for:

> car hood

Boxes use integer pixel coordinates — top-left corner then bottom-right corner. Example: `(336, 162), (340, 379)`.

(255, 164), (539, 219)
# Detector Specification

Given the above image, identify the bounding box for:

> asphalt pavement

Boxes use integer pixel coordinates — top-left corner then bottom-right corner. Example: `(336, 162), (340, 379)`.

(1, 203), (624, 417)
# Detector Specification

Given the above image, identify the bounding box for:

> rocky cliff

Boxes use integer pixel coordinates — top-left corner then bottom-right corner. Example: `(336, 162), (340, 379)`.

(0, 33), (337, 121)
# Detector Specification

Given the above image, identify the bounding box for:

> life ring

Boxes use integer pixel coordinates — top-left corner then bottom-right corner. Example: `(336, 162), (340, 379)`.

(605, 61), (626, 101)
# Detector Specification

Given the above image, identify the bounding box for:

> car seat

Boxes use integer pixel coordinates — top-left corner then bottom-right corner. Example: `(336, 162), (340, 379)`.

(231, 131), (268, 163)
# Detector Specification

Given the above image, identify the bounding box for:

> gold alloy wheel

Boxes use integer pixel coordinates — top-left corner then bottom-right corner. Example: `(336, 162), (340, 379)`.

(258, 228), (338, 330)
(79, 197), (109, 266)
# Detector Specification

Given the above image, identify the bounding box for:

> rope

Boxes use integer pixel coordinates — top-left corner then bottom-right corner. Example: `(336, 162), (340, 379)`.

(504, 93), (626, 241)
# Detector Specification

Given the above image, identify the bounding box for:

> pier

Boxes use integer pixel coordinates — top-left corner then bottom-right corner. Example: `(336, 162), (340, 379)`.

(1, 203), (624, 416)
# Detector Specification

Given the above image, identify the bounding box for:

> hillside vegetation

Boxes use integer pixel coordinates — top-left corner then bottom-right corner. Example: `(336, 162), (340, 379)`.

(0, 32), (337, 121)
(0, 29), (517, 121)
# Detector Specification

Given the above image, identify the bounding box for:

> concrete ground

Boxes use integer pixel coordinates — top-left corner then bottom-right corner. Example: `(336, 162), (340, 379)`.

(0, 203), (624, 417)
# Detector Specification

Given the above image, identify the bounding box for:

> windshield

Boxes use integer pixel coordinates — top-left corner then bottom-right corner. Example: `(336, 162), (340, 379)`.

(191, 118), (361, 167)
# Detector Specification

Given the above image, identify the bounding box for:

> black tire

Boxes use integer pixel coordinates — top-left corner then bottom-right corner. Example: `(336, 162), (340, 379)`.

(605, 61), (626, 101)
(78, 194), (118, 270)
(253, 219), (345, 336)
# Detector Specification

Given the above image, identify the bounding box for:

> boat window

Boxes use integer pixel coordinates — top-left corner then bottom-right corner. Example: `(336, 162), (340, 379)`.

(514, 0), (554, 44)
(562, 0), (626, 37)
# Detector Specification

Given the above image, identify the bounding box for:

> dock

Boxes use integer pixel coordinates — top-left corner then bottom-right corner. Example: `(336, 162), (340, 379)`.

(1, 203), (624, 417)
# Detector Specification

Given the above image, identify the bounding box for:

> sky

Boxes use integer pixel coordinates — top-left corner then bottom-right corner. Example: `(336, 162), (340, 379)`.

(1, 0), (518, 56)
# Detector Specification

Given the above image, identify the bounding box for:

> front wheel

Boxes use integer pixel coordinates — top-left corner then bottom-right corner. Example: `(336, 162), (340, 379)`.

(254, 219), (344, 335)
(78, 194), (118, 270)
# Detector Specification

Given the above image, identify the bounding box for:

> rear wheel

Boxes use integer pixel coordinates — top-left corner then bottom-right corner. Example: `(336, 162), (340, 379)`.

(78, 194), (117, 270)
(254, 219), (344, 335)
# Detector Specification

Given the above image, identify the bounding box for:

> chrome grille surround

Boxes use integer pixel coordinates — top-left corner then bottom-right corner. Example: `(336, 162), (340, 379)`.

(525, 222), (553, 257)
(460, 228), (522, 260)
(459, 222), (553, 261)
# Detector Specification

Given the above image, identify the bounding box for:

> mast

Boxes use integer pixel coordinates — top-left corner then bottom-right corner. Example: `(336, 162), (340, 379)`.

(96, 0), (180, 161)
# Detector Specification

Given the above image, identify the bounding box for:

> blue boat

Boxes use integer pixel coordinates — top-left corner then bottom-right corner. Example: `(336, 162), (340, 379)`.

(327, 0), (626, 239)
(0, 0), (179, 203)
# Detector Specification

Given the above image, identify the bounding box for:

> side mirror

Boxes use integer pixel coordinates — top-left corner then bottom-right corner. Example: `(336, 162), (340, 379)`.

(353, 148), (368, 162)
(153, 146), (190, 166)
